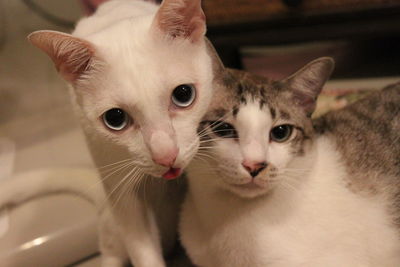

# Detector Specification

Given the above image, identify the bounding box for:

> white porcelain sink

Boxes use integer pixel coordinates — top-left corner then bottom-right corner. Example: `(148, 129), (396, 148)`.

(0, 168), (101, 267)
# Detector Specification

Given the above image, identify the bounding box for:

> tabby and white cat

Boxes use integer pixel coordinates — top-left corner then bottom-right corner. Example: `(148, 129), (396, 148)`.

(180, 58), (400, 267)
(28, 0), (222, 266)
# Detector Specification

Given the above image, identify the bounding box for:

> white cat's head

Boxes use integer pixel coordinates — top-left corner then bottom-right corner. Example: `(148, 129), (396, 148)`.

(198, 58), (334, 198)
(29, 0), (221, 179)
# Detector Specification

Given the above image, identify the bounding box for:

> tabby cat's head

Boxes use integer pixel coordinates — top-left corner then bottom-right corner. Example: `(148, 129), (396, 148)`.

(198, 58), (334, 198)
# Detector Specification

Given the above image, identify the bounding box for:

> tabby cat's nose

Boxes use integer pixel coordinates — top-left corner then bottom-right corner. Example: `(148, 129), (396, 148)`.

(242, 161), (268, 178)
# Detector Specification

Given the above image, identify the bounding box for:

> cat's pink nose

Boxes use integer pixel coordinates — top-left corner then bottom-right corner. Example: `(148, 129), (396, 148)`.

(152, 148), (179, 167)
(148, 129), (179, 167)
(242, 160), (267, 178)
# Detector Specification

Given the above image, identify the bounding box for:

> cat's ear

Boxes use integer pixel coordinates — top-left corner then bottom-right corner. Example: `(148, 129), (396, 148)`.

(28, 30), (97, 83)
(285, 57), (334, 116)
(152, 0), (206, 42)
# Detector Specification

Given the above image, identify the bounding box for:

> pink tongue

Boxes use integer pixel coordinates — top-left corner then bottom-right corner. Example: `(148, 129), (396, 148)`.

(162, 168), (181, 180)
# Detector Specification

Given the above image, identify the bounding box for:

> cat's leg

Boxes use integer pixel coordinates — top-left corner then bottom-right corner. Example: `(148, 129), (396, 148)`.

(125, 237), (165, 267)
(117, 198), (166, 267)
(98, 208), (129, 267)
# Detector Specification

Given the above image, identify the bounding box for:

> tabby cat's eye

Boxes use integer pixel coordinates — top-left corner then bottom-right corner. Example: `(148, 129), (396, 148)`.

(172, 84), (196, 108)
(270, 124), (293, 142)
(102, 108), (130, 131)
(212, 121), (238, 138)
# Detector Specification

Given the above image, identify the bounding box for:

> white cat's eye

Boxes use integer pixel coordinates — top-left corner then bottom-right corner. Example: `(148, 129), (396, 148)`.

(171, 84), (196, 108)
(270, 124), (293, 143)
(102, 108), (130, 131)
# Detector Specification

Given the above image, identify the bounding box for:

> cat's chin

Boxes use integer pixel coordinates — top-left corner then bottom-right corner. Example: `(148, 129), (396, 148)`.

(224, 181), (270, 199)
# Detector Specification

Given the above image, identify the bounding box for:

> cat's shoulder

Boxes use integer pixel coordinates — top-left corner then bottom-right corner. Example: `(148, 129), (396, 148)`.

(313, 82), (400, 221)
(313, 82), (400, 156)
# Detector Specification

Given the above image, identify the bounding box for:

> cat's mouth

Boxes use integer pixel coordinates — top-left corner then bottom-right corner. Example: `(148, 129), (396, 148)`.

(162, 167), (182, 180)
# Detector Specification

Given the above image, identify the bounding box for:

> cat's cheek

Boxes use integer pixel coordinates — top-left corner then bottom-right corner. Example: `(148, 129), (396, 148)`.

(214, 141), (248, 180)
(169, 119), (203, 165)
(267, 143), (293, 170)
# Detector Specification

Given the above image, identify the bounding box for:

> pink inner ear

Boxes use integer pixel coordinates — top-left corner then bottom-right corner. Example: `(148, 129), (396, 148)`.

(154, 0), (206, 42)
(56, 43), (95, 82)
(28, 31), (96, 83)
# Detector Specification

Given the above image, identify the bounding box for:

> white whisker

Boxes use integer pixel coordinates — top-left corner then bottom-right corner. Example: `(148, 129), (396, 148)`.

(107, 166), (138, 209)
(98, 158), (132, 170)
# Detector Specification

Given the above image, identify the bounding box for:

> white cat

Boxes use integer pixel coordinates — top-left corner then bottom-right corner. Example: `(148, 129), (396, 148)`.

(28, 0), (222, 266)
(180, 58), (400, 267)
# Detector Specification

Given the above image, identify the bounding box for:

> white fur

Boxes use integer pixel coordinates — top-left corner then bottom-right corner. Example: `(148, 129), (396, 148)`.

(181, 103), (400, 267)
(73, 2), (212, 174)
(70, 1), (213, 265)
(236, 100), (271, 164)
(28, 1), (214, 266)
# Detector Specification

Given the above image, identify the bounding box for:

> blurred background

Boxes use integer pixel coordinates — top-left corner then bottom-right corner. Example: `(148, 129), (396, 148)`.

(0, 0), (399, 266)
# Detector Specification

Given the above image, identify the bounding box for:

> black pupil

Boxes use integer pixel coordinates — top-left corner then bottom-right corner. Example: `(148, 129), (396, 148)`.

(105, 108), (126, 128)
(271, 125), (291, 141)
(173, 85), (192, 103)
(212, 121), (237, 138)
